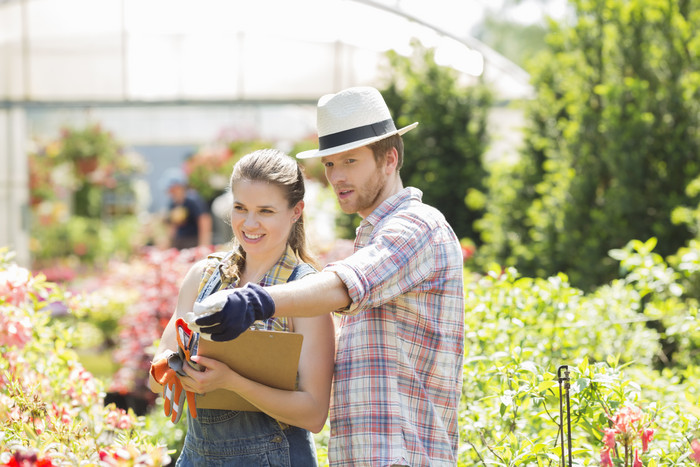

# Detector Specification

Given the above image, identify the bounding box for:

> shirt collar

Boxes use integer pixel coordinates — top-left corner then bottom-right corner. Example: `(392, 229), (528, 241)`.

(260, 244), (298, 286)
(362, 187), (423, 227)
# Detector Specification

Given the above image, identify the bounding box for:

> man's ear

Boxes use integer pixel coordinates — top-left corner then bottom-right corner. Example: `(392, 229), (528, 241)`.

(384, 147), (399, 174)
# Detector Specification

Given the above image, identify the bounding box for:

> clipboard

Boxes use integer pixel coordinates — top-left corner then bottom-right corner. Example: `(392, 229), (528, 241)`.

(195, 329), (304, 411)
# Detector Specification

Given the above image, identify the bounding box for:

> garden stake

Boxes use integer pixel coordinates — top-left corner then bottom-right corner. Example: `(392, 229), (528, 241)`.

(558, 365), (573, 467)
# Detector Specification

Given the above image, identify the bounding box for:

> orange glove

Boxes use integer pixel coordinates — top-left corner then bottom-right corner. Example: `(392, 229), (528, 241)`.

(149, 354), (197, 423)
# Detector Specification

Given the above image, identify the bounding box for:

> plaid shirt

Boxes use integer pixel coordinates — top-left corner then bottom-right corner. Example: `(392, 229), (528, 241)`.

(198, 245), (305, 332)
(325, 187), (465, 466)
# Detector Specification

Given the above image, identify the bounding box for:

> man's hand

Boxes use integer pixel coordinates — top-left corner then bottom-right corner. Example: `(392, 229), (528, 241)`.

(187, 283), (275, 341)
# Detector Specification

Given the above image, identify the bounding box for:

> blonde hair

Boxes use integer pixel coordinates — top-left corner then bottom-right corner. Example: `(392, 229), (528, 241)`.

(222, 149), (317, 281)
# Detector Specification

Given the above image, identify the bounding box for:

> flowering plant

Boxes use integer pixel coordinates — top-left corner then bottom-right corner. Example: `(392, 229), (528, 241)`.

(0, 250), (170, 466)
(29, 124), (146, 216)
(183, 140), (272, 202)
(105, 246), (214, 403)
(600, 404), (655, 467)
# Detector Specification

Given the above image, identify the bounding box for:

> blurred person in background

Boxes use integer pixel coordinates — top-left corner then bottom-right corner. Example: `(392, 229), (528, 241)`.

(163, 168), (213, 249)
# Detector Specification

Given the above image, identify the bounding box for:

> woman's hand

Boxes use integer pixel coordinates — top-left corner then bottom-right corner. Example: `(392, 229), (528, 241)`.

(179, 356), (239, 394)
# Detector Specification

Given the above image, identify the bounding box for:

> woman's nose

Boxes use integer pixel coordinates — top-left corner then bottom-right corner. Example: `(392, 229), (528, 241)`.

(243, 213), (259, 227)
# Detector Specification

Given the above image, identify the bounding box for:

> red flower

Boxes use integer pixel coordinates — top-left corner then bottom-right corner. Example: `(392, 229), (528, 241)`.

(600, 448), (613, 467)
(461, 245), (475, 261)
(611, 405), (643, 434)
(603, 427), (617, 449)
(633, 449), (643, 467)
(1, 457), (19, 467)
(641, 427), (654, 452)
(690, 439), (700, 464)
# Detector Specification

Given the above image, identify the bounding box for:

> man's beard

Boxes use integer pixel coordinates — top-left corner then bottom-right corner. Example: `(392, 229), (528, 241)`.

(339, 167), (386, 215)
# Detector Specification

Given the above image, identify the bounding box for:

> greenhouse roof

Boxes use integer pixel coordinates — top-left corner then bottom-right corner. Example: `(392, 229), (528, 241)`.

(0, 0), (533, 104)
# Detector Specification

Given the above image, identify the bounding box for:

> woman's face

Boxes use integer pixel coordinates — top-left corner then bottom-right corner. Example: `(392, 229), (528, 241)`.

(231, 179), (302, 261)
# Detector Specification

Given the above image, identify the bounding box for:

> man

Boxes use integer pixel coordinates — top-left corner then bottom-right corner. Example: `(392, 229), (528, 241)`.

(190, 86), (465, 466)
(163, 168), (212, 249)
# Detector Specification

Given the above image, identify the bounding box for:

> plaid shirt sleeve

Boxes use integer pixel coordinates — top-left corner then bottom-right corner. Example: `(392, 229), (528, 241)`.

(327, 210), (440, 315)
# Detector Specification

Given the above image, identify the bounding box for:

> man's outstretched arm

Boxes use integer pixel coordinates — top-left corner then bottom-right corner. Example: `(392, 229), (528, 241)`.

(189, 271), (351, 341)
(266, 270), (351, 318)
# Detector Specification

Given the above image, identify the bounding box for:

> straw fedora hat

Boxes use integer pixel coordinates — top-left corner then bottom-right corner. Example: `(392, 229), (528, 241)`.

(296, 86), (418, 159)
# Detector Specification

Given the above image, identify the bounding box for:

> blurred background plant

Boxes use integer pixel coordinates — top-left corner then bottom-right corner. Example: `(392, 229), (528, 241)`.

(183, 140), (271, 203)
(474, 0), (700, 291)
(28, 124), (149, 277)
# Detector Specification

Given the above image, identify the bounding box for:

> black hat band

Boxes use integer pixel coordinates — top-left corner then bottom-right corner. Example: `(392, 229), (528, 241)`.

(318, 118), (396, 151)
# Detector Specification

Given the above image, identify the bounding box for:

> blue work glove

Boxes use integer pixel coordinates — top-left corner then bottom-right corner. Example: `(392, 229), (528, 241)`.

(187, 283), (275, 341)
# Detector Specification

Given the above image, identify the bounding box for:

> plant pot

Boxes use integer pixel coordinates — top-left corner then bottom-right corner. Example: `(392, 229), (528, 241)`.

(76, 156), (99, 175)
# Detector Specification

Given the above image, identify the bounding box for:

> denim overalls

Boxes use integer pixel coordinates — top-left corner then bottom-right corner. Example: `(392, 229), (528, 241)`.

(176, 261), (318, 467)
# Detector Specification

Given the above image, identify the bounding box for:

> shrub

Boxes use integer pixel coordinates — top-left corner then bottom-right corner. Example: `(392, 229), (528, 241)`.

(459, 238), (700, 465)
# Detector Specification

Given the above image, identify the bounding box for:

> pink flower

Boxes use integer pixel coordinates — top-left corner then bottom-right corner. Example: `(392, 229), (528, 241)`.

(105, 407), (132, 430)
(633, 449), (643, 467)
(600, 448), (613, 467)
(641, 427), (654, 452)
(0, 309), (33, 350)
(0, 265), (33, 306)
(603, 427), (617, 449)
(105, 409), (120, 427)
(612, 405), (643, 434)
(117, 413), (132, 430)
(690, 439), (700, 464)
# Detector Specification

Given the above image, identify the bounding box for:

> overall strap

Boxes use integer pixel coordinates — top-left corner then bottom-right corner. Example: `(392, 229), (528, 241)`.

(287, 262), (316, 282)
(196, 262), (224, 303)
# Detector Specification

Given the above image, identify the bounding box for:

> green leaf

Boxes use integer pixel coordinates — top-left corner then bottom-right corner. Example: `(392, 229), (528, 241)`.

(536, 380), (558, 392)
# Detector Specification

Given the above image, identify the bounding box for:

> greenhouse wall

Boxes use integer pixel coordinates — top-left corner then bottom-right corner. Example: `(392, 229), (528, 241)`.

(0, 106), (29, 267)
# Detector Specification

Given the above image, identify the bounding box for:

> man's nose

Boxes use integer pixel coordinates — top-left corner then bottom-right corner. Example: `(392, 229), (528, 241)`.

(326, 167), (345, 185)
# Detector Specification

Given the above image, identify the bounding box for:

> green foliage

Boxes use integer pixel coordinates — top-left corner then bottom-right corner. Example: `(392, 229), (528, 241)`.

(460, 237), (700, 464)
(31, 215), (142, 266)
(611, 238), (700, 370)
(477, 0), (700, 290)
(473, 15), (548, 68)
(381, 43), (493, 241)
(57, 124), (121, 164)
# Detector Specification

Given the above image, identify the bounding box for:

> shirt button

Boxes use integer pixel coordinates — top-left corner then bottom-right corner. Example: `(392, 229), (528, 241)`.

(272, 436), (283, 443)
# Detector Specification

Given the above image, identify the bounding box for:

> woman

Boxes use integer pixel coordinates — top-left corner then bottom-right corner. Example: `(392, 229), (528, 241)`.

(149, 149), (335, 466)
